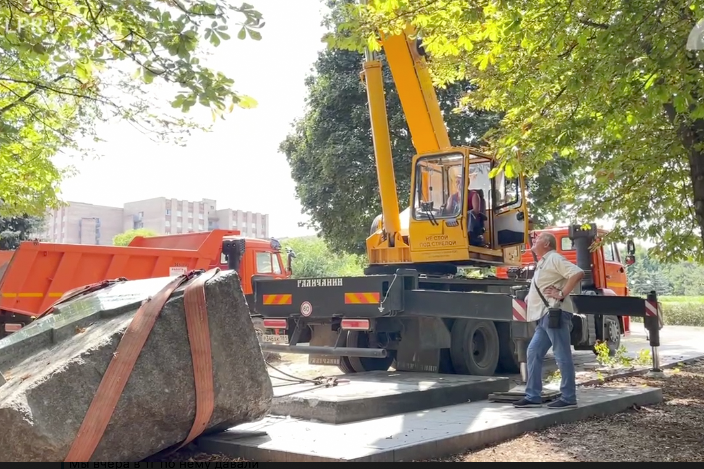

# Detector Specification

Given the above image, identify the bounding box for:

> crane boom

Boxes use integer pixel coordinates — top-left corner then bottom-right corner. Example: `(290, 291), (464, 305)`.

(379, 26), (451, 154)
(360, 9), (530, 275)
(361, 48), (407, 259)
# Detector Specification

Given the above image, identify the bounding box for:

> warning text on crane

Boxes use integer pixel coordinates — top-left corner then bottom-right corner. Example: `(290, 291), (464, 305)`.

(297, 278), (343, 288)
(418, 234), (457, 248)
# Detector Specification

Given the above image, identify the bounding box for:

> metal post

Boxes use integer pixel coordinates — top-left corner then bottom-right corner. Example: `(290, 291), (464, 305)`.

(569, 224), (596, 290)
(361, 48), (402, 247)
(516, 338), (528, 383)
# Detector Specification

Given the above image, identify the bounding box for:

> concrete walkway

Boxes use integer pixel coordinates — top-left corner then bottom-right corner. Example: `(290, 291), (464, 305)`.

(196, 386), (662, 462)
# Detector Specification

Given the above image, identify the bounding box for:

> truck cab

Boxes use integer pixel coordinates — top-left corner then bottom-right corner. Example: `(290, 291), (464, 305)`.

(496, 226), (632, 296)
(219, 236), (293, 315)
(495, 226), (636, 335)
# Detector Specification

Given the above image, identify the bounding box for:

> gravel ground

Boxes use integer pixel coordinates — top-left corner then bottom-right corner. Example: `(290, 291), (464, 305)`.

(158, 358), (704, 463)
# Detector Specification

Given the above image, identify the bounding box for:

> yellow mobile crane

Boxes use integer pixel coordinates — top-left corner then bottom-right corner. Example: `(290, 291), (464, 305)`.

(252, 16), (662, 379)
(363, 24), (529, 276)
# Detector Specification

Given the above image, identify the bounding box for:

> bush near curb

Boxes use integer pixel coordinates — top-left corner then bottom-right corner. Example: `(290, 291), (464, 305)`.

(630, 301), (704, 327)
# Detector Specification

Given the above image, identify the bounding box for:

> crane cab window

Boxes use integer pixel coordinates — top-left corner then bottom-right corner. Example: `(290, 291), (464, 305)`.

(467, 160), (491, 208)
(492, 168), (521, 211)
(413, 153), (464, 220)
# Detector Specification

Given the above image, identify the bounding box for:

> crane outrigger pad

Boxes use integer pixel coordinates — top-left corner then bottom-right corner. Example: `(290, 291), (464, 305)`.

(270, 371), (510, 424)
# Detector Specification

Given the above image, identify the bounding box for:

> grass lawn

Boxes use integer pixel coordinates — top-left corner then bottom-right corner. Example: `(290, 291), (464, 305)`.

(659, 296), (704, 304)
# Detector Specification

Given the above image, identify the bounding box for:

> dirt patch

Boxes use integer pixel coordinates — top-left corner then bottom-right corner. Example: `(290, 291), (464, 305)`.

(151, 448), (248, 463)
(436, 358), (704, 462)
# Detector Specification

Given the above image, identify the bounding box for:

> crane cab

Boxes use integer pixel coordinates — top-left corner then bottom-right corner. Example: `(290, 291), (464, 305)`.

(367, 147), (528, 273)
(407, 147), (528, 267)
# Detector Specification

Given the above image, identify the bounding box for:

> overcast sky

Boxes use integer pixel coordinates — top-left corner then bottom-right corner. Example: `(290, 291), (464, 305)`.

(52, 0), (330, 238)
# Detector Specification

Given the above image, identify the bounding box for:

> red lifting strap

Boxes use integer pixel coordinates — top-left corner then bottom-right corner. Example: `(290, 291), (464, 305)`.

(63, 268), (220, 462)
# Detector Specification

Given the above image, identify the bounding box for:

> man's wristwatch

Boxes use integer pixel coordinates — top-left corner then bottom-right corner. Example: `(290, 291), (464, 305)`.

(558, 290), (564, 300)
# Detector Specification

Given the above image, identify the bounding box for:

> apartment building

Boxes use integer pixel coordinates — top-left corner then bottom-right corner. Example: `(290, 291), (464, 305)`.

(40, 202), (126, 245)
(39, 197), (270, 245)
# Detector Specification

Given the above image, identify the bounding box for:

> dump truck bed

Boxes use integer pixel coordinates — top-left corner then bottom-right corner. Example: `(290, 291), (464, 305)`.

(0, 230), (240, 317)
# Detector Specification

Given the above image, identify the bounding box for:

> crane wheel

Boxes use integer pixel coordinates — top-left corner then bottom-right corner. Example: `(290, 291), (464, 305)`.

(344, 330), (395, 373)
(450, 319), (500, 376)
(593, 315), (621, 357)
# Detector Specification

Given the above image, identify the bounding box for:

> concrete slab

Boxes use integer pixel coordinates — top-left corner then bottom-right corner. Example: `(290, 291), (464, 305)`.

(196, 385), (662, 462)
(271, 372), (511, 424)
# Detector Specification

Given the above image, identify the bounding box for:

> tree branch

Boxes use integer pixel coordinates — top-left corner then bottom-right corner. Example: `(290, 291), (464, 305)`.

(0, 75), (81, 114)
(577, 19), (610, 30)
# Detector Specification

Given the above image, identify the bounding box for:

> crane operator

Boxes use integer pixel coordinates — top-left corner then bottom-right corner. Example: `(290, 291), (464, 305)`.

(444, 168), (488, 247)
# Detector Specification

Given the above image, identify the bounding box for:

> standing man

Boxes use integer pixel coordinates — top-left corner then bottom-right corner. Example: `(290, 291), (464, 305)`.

(513, 232), (585, 409)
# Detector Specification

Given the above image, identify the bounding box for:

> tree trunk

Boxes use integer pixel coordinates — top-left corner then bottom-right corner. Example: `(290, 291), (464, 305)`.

(687, 145), (704, 250)
(664, 102), (704, 252)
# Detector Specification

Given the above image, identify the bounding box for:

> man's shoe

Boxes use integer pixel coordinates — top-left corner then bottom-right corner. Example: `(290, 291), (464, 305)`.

(547, 399), (577, 409)
(513, 398), (542, 408)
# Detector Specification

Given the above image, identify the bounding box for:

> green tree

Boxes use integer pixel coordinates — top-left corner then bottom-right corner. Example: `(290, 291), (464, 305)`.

(331, 0), (704, 262)
(625, 242), (704, 296)
(281, 1), (501, 255)
(1, 0), (264, 219)
(113, 228), (159, 246)
(0, 215), (45, 250)
(663, 261), (704, 296)
(282, 236), (365, 278)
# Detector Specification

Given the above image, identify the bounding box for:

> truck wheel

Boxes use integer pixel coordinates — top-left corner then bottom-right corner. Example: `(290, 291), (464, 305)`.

(345, 330), (395, 372)
(594, 315), (621, 357)
(338, 356), (357, 374)
(495, 322), (520, 374)
(450, 319), (500, 376)
(334, 333), (357, 373)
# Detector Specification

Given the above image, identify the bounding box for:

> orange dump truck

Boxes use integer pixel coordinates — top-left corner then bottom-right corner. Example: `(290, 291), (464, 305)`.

(495, 226), (636, 333)
(0, 229), (293, 337)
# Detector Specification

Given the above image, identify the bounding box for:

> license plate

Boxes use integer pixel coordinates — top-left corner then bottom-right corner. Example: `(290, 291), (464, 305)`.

(261, 334), (289, 344)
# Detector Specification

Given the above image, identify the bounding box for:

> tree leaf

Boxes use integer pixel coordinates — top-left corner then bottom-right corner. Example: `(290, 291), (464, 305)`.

(0, 0), (264, 218)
